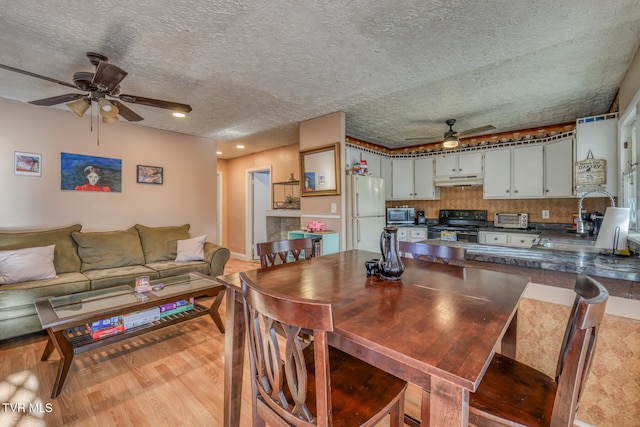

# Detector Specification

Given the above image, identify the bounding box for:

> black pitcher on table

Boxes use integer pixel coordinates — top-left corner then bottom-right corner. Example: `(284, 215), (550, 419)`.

(378, 226), (404, 280)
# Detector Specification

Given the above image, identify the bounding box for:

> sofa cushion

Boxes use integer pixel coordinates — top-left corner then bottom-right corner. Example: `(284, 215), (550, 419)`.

(72, 227), (145, 272)
(176, 235), (206, 262)
(145, 260), (210, 278)
(0, 272), (90, 313)
(83, 265), (159, 290)
(135, 224), (191, 263)
(0, 245), (57, 285)
(0, 224), (82, 274)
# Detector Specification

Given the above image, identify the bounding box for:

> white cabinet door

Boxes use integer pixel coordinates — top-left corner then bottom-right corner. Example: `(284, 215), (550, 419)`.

(508, 233), (538, 248)
(484, 149), (512, 198)
(576, 115), (618, 195)
(414, 157), (439, 199)
(458, 152), (483, 174)
(361, 151), (381, 178)
(512, 145), (544, 198)
(346, 147), (361, 171)
(545, 137), (574, 197)
(480, 231), (509, 245)
(409, 228), (427, 242)
(435, 155), (457, 176)
(392, 159), (415, 199)
(381, 156), (392, 200)
(397, 227), (410, 242)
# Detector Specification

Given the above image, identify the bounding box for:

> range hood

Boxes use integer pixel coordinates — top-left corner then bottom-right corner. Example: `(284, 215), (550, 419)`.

(434, 174), (484, 187)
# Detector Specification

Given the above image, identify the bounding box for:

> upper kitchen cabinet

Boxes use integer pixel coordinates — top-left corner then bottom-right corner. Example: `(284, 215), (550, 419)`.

(434, 151), (483, 186)
(381, 156), (392, 199)
(391, 157), (439, 200)
(484, 145), (544, 198)
(544, 137), (574, 197)
(435, 152), (483, 176)
(345, 146), (383, 178)
(575, 113), (618, 196)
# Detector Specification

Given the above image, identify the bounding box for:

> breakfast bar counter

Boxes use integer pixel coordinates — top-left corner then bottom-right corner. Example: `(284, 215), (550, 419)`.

(421, 238), (640, 299)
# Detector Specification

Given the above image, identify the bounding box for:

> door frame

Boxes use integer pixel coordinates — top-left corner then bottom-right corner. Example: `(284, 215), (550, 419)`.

(245, 166), (272, 260)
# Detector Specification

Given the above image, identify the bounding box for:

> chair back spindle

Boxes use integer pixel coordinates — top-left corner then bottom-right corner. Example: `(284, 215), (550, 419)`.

(256, 238), (314, 268)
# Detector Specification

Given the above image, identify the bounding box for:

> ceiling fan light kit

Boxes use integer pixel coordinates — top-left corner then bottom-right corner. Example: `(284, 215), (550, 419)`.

(66, 97), (90, 117)
(0, 52), (192, 124)
(442, 135), (459, 148)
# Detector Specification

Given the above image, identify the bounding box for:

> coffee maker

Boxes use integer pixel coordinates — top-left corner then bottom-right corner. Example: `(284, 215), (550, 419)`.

(416, 209), (426, 225)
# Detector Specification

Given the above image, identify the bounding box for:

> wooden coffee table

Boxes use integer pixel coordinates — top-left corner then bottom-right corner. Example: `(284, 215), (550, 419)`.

(34, 272), (225, 398)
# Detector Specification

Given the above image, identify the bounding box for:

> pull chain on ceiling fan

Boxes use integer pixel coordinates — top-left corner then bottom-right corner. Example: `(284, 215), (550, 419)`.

(0, 52), (192, 124)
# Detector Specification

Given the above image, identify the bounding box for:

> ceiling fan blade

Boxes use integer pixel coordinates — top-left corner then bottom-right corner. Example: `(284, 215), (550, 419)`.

(92, 61), (128, 92)
(110, 100), (143, 122)
(0, 63), (78, 89)
(29, 93), (85, 106)
(118, 94), (192, 113)
(456, 125), (496, 138)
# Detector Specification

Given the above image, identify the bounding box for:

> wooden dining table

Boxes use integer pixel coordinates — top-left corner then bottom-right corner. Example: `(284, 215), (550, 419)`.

(215, 249), (530, 427)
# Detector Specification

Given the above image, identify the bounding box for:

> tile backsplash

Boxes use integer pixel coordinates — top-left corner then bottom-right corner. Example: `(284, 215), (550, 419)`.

(386, 186), (615, 224)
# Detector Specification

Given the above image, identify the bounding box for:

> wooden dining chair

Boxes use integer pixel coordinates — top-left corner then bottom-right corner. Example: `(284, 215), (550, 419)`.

(468, 274), (609, 427)
(240, 272), (407, 427)
(398, 241), (466, 266)
(256, 237), (314, 268)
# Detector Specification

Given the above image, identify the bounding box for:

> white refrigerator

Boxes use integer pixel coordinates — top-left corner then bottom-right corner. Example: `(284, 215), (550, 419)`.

(346, 175), (386, 252)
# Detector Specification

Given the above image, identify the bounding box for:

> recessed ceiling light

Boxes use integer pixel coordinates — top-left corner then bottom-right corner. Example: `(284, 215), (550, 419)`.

(216, 151), (223, 155)
(236, 145), (245, 149)
(172, 112), (186, 118)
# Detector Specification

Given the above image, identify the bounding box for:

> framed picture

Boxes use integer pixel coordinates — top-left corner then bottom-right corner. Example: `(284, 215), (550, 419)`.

(14, 151), (42, 176)
(300, 143), (340, 196)
(137, 165), (163, 184)
(60, 152), (122, 192)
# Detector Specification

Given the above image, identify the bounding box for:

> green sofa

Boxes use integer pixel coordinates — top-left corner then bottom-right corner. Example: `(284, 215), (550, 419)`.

(0, 224), (230, 341)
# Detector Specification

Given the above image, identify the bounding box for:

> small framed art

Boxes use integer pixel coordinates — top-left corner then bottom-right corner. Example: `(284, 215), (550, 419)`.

(15, 151), (42, 176)
(137, 165), (163, 184)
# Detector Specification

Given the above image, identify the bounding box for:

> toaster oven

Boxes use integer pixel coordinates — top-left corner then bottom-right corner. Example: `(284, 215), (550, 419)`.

(494, 212), (528, 229)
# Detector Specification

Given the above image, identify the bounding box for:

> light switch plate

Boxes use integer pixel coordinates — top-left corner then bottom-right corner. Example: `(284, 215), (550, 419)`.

(331, 203), (337, 213)
(542, 210), (550, 219)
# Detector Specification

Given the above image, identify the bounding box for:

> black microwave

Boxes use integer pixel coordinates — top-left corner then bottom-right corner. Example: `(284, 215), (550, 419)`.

(386, 207), (415, 225)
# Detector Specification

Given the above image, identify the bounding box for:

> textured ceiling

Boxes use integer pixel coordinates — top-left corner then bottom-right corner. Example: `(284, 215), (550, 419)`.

(1, 1), (639, 159)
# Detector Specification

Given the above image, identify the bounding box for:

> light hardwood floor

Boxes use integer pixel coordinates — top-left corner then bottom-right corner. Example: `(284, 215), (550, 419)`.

(0, 258), (422, 427)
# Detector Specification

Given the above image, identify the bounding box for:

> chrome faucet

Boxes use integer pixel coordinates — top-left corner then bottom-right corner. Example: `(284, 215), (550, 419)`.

(576, 190), (615, 235)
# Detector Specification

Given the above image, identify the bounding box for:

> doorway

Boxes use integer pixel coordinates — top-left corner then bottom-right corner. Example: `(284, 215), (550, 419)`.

(247, 168), (271, 260)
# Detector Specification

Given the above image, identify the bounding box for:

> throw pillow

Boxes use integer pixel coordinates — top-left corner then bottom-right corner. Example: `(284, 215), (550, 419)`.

(0, 224), (82, 273)
(0, 244), (57, 284)
(175, 235), (206, 262)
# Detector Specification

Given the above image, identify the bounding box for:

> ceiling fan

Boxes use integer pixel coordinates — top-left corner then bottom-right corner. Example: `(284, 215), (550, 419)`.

(406, 119), (495, 148)
(0, 52), (192, 123)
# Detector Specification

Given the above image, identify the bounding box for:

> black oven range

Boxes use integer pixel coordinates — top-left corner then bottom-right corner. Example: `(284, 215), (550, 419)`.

(427, 209), (488, 242)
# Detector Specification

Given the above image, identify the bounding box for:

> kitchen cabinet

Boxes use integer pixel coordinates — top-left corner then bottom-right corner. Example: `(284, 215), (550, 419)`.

(479, 231), (539, 248)
(435, 152), (483, 177)
(483, 145), (544, 198)
(397, 227), (410, 242)
(575, 114), (618, 196)
(483, 149), (511, 198)
(345, 146), (383, 179)
(409, 228), (427, 242)
(544, 137), (574, 197)
(381, 156), (392, 200)
(392, 158), (439, 200)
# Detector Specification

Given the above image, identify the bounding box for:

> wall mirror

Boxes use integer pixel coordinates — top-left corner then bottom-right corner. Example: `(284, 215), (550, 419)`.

(300, 143), (340, 196)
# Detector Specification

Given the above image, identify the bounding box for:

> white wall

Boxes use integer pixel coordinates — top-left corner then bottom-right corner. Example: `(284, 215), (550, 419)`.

(0, 98), (218, 239)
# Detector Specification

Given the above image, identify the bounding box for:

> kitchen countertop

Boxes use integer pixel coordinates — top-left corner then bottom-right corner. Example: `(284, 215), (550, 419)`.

(420, 238), (640, 283)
